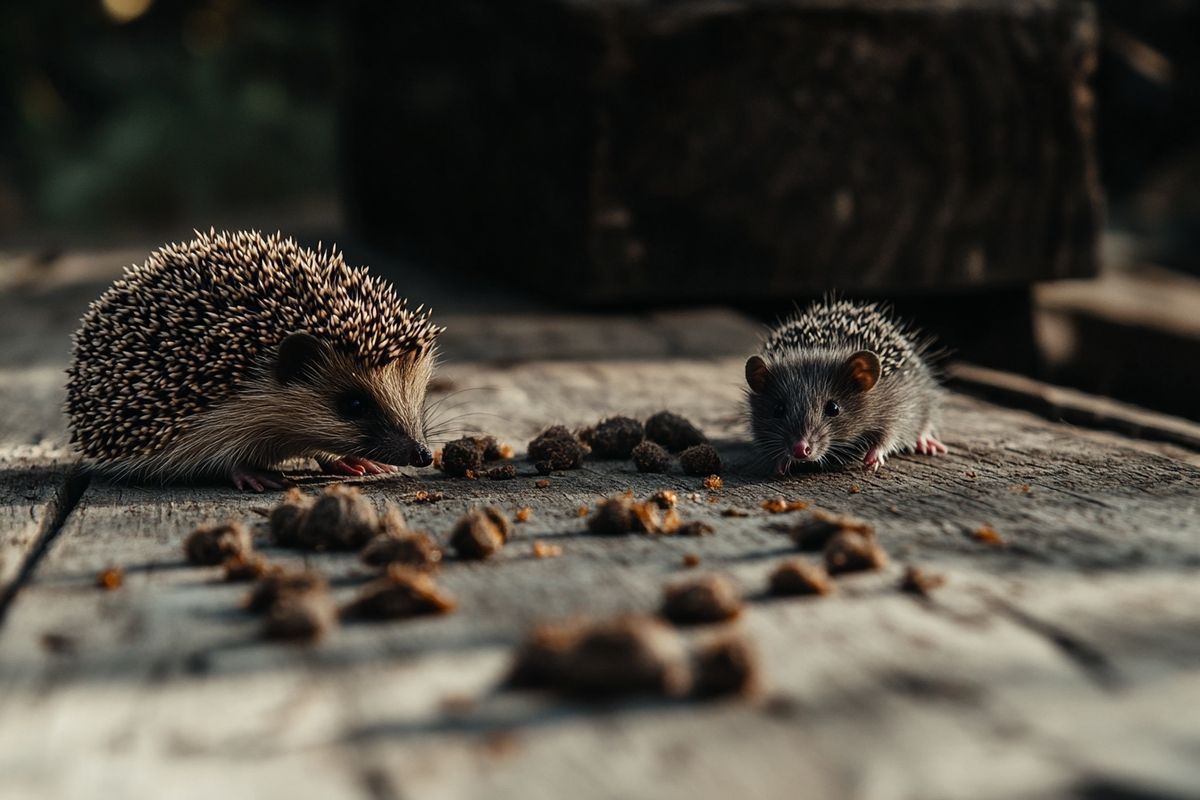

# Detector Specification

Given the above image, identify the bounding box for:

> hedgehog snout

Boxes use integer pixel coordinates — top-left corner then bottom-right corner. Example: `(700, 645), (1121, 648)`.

(409, 442), (433, 468)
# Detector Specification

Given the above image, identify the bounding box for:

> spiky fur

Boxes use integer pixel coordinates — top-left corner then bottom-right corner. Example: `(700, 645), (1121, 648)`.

(66, 230), (443, 483)
(746, 299), (941, 473)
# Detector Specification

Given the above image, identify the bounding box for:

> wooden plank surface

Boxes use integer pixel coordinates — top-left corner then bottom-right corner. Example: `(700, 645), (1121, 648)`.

(1, 355), (1198, 800)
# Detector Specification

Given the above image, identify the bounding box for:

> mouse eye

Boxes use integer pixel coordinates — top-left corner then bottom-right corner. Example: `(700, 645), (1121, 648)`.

(824, 400), (841, 417)
(337, 391), (370, 420)
(772, 400), (787, 418)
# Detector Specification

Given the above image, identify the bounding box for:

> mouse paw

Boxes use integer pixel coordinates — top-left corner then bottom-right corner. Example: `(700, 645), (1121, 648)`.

(318, 456), (398, 477)
(914, 435), (949, 456)
(863, 448), (887, 472)
(230, 465), (292, 493)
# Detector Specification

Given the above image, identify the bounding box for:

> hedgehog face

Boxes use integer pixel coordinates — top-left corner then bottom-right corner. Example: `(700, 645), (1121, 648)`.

(745, 351), (881, 473)
(275, 332), (435, 468)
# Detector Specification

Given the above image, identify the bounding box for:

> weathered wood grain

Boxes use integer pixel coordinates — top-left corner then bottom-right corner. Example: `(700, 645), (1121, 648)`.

(1, 357), (1198, 799)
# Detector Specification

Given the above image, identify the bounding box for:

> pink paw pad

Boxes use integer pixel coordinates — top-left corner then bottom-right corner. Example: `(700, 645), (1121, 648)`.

(915, 436), (948, 456)
(320, 457), (396, 477)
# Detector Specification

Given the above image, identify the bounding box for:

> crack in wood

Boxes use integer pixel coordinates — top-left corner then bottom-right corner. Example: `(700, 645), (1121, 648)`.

(0, 464), (90, 626)
(988, 596), (1123, 691)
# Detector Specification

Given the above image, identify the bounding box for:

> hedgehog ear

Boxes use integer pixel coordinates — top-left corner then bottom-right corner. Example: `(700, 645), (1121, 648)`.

(844, 350), (881, 392)
(745, 355), (771, 393)
(276, 332), (326, 385)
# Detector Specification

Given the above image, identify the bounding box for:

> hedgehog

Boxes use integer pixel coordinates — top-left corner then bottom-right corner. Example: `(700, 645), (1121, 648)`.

(744, 298), (945, 474)
(66, 230), (445, 491)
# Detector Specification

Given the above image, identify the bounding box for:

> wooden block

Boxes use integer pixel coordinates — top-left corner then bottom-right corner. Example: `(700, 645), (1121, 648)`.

(1036, 265), (1200, 421)
(342, 0), (1102, 302)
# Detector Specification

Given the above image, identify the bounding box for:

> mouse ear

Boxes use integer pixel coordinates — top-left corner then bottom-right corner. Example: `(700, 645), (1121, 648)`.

(745, 355), (771, 393)
(844, 350), (881, 392)
(276, 331), (327, 385)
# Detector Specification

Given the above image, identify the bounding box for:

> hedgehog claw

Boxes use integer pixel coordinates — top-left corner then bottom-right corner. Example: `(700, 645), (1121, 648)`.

(231, 466), (291, 493)
(319, 456), (396, 477)
(863, 448), (886, 472)
(915, 435), (948, 456)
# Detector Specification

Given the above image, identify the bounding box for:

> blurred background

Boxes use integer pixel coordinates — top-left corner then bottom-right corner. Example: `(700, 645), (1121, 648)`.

(1, 0), (1198, 419)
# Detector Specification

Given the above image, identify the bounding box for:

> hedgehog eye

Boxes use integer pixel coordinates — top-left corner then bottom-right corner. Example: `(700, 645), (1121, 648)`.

(772, 400), (787, 418)
(824, 400), (841, 417)
(337, 391), (370, 420)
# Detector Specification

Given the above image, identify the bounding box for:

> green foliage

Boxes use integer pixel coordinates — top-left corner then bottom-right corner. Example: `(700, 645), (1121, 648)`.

(0, 0), (338, 231)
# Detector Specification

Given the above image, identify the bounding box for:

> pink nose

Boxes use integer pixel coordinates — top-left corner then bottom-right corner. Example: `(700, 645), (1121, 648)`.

(792, 440), (812, 459)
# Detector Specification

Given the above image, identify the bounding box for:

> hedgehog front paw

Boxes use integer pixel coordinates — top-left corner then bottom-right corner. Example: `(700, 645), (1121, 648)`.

(863, 448), (886, 472)
(914, 435), (948, 456)
(230, 465), (292, 493)
(318, 456), (397, 477)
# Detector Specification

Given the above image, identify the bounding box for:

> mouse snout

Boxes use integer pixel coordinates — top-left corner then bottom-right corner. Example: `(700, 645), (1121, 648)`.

(792, 439), (813, 460)
(408, 443), (434, 468)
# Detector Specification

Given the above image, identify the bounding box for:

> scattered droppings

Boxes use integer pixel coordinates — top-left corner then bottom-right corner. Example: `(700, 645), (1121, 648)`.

(768, 559), (833, 596)
(1008, 484), (1031, 494)
(269, 488), (312, 545)
(645, 411), (706, 452)
(677, 521), (714, 537)
(527, 426), (587, 471)
(450, 507), (510, 559)
(488, 464), (518, 481)
(631, 440), (671, 473)
(441, 437), (484, 478)
(661, 574), (742, 625)
(965, 470), (978, 479)
(341, 566), (456, 620)
(185, 520), (252, 565)
(849, 484), (862, 494)
(703, 475), (723, 491)
(649, 489), (678, 509)
(515, 507), (532, 523)
(900, 565), (946, 597)
(535, 479), (551, 489)
(679, 444), (722, 476)
(788, 510), (875, 551)
(263, 593), (337, 643)
(587, 497), (637, 535)
(509, 615), (692, 698)
(691, 634), (760, 698)
(360, 531), (443, 570)
(293, 484), (380, 551)
(246, 569), (328, 613)
(409, 490), (445, 504)
(824, 530), (888, 575)
(586, 416), (645, 459)
(223, 554), (268, 582)
(682, 553), (701, 568)
(532, 541), (563, 559)
(96, 566), (123, 591)
(478, 507), (512, 541)
(506, 620), (584, 689)
(973, 525), (1006, 546)
(376, 503), (409, 536)
(761, 497), (809, 514)
(587, 494), (680, 535)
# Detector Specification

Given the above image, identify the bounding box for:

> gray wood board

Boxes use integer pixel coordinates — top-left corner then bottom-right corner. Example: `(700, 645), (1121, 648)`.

(1, 357), (1198, 800)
